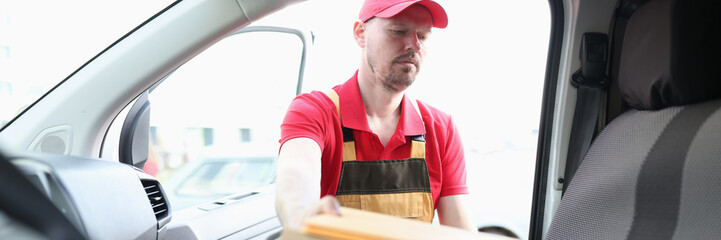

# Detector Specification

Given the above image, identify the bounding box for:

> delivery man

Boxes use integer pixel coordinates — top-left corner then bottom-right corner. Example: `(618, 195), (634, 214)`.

(276, 0), (474, 231)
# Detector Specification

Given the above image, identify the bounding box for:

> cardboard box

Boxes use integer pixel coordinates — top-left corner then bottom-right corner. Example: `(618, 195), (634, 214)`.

(292, 207), (515, 240)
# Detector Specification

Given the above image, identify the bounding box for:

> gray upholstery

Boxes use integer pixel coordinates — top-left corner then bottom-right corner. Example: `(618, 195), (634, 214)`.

(546, 107), (680, 239)
(546, 100), (721, 239)
(546, 0), (721, 238)
(673, 106), (721, 239)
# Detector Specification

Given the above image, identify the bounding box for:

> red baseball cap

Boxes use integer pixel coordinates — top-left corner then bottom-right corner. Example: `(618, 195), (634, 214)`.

(359, 0), (448, 29)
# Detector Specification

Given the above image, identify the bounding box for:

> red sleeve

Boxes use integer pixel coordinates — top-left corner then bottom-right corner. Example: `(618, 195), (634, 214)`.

(279, 91), (334, 150)
(280, 90), (343, 198)
(439, 116), (469, 197)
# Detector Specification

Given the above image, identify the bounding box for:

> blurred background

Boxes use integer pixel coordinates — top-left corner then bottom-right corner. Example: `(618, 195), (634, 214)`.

(0, 0), (549, 238)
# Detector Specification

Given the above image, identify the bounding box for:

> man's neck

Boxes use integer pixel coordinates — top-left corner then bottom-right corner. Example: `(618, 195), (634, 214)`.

(357, 69), (405, 146)
(357, 70), (404, 119)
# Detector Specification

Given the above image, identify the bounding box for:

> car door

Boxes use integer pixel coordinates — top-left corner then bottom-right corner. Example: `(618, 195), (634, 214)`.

(532, 0), (721, 238)
(104, 26), (312, 239)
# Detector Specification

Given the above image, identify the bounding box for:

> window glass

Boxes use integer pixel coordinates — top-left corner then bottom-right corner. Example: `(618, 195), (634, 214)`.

(0, 0), (173, 129)
(410, 2), (550, 238)
(126, 0), (546, 237)
(254, 1), (550, 238)
(174, 156), (276, 197)
(147, 31), (303, 211)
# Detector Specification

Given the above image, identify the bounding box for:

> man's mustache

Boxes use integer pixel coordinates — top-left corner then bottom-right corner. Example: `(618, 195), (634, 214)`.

(393, 52), (420, 65)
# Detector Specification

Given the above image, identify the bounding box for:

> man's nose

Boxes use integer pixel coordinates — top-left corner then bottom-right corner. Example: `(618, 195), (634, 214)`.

(405, 34), (422, 52)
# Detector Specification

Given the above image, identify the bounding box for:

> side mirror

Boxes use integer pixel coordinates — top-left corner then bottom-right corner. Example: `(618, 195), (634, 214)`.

(119, 91), (151, 170)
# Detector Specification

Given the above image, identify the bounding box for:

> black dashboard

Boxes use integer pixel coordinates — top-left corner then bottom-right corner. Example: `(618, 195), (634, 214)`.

(3, 152), (170, 239)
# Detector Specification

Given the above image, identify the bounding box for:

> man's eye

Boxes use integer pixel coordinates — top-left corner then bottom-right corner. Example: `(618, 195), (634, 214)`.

(418, 35), (427, 41)
(392, 30), (406, 35)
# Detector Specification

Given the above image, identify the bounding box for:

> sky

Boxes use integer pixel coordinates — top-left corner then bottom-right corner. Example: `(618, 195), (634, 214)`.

(256, 0), (551, 153)
(0, 0), (550, 153)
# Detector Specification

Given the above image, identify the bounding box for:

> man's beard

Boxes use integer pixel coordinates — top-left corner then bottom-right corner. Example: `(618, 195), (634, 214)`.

(367, 51), (420, 92)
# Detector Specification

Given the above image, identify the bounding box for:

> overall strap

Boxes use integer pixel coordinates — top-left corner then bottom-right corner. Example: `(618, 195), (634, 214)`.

(324, 89), (340, 119)
(406, 95), (426, 159)
(323, 90), (426, 161)
(324, 89), (357, 161)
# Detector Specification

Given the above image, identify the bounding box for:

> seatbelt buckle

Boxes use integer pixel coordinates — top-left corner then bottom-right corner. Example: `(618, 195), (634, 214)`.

(572, 32), (609, 89)
(571, 69), (609, 89)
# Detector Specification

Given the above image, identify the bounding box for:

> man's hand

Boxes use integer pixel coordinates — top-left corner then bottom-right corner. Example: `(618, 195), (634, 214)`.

(315, 195), (342, 217)
(437, 194), (476, 231)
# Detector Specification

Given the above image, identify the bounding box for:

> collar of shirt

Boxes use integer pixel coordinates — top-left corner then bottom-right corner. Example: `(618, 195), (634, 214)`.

(337, 71), (426, 136)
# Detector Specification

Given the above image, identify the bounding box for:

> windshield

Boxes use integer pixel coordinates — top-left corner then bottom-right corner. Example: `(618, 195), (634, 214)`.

(0, 0), (174, 129)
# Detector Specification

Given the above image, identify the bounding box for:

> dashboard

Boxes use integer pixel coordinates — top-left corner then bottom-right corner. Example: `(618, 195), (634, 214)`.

(8, 153), (170, 239)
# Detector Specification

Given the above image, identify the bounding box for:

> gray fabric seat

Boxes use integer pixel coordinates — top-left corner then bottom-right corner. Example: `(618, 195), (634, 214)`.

(546, 0), (721, 239)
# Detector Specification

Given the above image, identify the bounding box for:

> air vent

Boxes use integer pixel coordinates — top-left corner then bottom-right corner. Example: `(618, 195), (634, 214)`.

(141, 180), (169, 221)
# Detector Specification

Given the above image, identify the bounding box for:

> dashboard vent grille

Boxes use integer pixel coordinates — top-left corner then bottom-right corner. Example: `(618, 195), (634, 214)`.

(141, 180), (169, 220)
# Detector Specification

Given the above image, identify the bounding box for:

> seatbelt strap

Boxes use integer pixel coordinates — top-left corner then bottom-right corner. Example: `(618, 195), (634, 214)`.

(562, 33), (609, 194)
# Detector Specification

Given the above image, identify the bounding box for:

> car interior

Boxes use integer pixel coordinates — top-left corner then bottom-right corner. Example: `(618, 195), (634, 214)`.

(543, 0), (721, 239)
(0, 0), (718, 239)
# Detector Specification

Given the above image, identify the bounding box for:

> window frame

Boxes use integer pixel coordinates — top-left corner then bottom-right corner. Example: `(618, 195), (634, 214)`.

(102, 25), (312, 212)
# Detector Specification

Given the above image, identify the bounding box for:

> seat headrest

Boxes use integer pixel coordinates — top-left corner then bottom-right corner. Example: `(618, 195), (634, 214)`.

(619, 0), (721, 110)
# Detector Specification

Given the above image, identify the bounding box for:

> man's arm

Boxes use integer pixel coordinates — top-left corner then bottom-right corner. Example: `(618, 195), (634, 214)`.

(437, 194), (475, 231)
(275, 138), (340, 230)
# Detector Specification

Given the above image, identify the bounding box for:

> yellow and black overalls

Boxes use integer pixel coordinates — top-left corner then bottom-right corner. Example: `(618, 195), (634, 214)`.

(324, 90), (434, 222)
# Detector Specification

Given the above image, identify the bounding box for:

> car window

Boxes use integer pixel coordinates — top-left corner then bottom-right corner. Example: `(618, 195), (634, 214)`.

(147, 30), (303, 210)
(272, 1), (548, 238)
(98, 0), (547, 237)
(0, 0), (173, 129)
(406, 2), (549, 238)
(174, 156), (276, 198)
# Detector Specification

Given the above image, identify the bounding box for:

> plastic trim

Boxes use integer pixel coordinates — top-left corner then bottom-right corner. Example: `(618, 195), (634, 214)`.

(529, 0), (565, 239)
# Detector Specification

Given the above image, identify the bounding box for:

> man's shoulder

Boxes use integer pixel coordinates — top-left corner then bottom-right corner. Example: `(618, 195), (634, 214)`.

(414, 99), (452, 122)
(289, 90), (335, 110)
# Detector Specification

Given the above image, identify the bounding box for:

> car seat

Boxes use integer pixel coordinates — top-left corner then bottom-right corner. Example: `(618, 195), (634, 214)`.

(545, 0), (721, 239)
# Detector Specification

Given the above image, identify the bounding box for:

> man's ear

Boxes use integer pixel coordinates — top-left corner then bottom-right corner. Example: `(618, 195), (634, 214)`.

(353, 21), (366, 48)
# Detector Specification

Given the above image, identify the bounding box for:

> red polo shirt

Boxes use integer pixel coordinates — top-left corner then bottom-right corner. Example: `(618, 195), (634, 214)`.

(280, 72), (468, 209)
